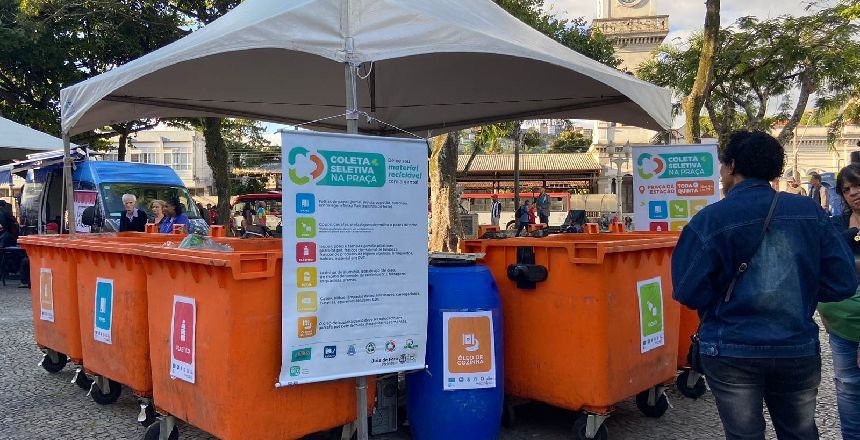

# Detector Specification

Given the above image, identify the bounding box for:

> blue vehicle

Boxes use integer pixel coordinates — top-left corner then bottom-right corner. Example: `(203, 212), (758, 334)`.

(2, 150), (209, 234)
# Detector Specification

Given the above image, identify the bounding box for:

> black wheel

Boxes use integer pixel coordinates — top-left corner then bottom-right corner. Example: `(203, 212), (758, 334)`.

(142, 421), (178, 440)
(501, 401), (516, 428)
(573, 416), (608, 440)
(73, 370), (93, 390)
(636, 389), (669, 418)
(90, 379), (122, 405)
(676, 370), (707, 399)
(506, 220), (517, 231)
(139, 404), (158, 428)
(40, 351), (67, 373)
(327, 425), (356, 440)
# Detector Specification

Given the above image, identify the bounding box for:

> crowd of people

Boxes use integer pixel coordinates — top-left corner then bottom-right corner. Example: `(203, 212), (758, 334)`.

(499, 187), (551, 237)
(673, 130), (860, 440)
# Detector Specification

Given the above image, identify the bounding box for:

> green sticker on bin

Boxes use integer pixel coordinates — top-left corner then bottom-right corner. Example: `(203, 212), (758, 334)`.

(639, 281), (663, 337)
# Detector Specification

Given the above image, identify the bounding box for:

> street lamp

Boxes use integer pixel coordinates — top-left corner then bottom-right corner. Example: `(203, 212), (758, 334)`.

(607, 141), (631, 220)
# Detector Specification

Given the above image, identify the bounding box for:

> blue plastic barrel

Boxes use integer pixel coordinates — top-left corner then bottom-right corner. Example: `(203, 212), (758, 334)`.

(407, 260), (504, 440)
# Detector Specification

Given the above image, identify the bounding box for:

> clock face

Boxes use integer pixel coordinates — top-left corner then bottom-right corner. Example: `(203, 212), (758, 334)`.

(617, 0), (642, 6)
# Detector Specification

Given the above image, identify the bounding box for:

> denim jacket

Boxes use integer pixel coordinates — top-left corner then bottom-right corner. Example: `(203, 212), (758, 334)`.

(672, 179), (857, 358)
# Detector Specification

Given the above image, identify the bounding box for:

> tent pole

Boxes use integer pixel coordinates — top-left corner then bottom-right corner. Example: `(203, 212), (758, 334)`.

(514, 132), (522, 213)
(63, 133), (75, 237)
(345, 55), (369, 440)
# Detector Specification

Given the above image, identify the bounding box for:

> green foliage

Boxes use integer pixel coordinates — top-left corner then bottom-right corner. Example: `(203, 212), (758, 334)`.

(0, 0), (183, 140)
(638, 7), (860, 145)
(549, 130), (590, 153)
(168, 118), (275, 168)
(231, 176), (267, 195)
(494, 0), (621, 68)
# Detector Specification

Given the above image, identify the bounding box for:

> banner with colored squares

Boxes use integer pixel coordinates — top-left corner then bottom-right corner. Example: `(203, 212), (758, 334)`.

(632, 144), (720, 232)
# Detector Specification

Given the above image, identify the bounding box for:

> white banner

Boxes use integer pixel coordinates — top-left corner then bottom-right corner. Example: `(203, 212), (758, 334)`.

(73, 190), (97, 233)
(632, 144), (720, 232)
(442, 311), (497, 391)
(278, 131), (428, 386)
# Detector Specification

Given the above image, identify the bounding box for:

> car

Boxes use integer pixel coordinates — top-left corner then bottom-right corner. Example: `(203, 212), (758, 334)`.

(230, 192), (281, 236)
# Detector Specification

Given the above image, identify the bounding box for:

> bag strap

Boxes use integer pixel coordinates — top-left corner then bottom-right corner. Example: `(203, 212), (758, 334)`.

(723, 192), (780, 302)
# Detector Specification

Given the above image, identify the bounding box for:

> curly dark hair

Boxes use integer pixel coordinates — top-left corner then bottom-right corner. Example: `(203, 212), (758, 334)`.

(167, 197), (184, 215)
(836, 164), (860, 213)
(719, 130), (785, 181)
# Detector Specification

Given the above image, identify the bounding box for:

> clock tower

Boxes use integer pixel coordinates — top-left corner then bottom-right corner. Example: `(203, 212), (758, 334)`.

(593, 0), (668, 72)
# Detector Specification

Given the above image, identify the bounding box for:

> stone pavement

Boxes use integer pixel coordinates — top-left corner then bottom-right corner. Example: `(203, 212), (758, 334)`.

(0, 285), (844, 439)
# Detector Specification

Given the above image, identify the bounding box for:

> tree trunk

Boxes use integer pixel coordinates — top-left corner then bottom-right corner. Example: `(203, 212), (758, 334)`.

(778, 71), (816, 145)
(117, 132), (128, 162)
(682, 0), (720, 144)
(429, 133), (463, 253)
(201, 117), (231, 227)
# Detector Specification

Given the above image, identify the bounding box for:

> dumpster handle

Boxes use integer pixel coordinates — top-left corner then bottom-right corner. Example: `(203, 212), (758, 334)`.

(564, 243), (606, 264)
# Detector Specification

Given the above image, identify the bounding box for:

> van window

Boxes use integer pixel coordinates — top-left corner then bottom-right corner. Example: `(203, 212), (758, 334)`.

(100, 183), (201, 219)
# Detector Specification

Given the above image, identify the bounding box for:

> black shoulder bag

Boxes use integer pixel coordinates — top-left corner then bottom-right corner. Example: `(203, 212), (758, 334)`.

(688, 192), (780, 374)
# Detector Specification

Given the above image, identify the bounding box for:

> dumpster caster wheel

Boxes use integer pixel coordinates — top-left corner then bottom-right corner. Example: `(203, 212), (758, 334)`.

(142, 421), (178, 440)
(138, 401), (157, 427)
(72, 368), (93, 390)
(89, 377), (122, 405)
(327, 424), (356, 440)
(573, 416), (608, 440)
(636, 388), (669, 418)
(39, 350), (67, 373)
(676, 370), (707, 399)
(501, 401), (516, 428)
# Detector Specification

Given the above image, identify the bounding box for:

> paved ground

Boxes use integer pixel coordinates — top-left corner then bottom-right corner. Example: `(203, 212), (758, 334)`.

(0, 284), (844, 439)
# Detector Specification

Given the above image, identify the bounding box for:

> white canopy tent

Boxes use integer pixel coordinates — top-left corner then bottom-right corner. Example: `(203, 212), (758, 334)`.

(0, 117), (69, 161)
(59, 0), (671, 136)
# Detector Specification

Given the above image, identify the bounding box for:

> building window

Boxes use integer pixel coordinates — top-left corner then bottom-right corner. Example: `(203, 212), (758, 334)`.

(164, 150), (191, 171)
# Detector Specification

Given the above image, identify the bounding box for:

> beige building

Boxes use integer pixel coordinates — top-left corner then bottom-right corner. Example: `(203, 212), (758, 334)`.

(775, 124), (860, 183)
(106, 129), (215, 197)
(590, 0), (668, 209)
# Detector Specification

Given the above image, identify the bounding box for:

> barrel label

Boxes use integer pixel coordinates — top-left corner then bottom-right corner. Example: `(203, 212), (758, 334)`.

(39, 268), (54, 322)
(637, 277), (665, 353)
(93, 278), (114, 344)
(442, 311), (496, 391)
(170, 295), (196, 384)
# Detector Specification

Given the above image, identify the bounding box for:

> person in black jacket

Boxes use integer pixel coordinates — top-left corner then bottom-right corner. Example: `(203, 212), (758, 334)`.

(119, 194), (147, 232)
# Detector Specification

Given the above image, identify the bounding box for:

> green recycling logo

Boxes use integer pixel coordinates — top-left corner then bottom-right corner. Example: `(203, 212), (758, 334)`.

(287, 147), (386, 188)
(287, 147), (325, 185)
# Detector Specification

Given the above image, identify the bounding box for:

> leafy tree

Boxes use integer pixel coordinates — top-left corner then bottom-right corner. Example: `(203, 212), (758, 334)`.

(639, 7), (860, 146)
(682, 0), (719, 144)
(549, 130), (591, 153)
(0, 0), (182, 148)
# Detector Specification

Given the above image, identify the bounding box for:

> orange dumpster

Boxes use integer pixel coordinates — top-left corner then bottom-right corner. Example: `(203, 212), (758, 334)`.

(19, 233), (174, 378)
(132, 240), (374, 440)
(462, 233), (680, 438)
(67, 233), (183, 415)
(20, 235), (83, 373)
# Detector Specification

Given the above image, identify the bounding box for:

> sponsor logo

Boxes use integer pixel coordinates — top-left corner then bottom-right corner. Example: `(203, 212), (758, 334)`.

(347, 344), (356, 356)
(366, 342), (376, 354)
(289, 366), (301, 377)
(291, 347), (312, 362)
(324, 346), (337, 358)
(385, 340), (396, 352)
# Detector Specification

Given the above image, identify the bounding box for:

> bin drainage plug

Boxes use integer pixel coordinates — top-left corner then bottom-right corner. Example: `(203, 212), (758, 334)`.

(506, 264), (548, 289)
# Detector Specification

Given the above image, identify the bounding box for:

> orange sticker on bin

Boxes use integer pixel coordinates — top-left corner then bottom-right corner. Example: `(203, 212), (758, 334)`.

(675, 180), (715, 197)
(447, 316), (493, 374)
